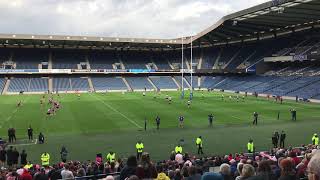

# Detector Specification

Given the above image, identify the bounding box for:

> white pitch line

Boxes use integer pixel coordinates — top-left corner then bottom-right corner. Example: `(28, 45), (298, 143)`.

(90, 94), (142, 128)
(230, 115), (242, 120)
(10, 142), (36, 147)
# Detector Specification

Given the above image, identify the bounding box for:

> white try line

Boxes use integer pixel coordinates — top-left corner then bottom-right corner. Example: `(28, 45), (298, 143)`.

(90, 94), (142, 128)
(9, 139), (38, 147)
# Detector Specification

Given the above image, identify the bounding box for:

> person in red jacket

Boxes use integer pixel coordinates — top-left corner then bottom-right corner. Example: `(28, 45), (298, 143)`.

(20, 169), (32, 180)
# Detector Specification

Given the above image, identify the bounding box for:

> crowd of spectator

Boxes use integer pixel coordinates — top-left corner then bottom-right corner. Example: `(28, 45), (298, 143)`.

(0, 144), (319, 180)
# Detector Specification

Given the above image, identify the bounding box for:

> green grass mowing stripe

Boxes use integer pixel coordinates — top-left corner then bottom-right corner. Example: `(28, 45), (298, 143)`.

(90, 93), (142, 128)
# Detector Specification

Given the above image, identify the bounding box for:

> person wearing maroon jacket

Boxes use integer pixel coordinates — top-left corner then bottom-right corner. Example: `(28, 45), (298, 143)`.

(20, 169), (32, 180)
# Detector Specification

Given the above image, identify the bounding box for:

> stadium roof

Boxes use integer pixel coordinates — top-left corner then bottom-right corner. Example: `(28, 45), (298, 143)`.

(0, 0), (319, 50)
(193, 0), (320, 46)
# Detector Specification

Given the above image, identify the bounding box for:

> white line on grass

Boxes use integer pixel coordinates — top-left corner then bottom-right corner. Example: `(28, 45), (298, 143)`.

(230, 115), (242, 120)
(90, 94), (142, 128)
(8, 139), (38, 147)
(0, 97), (30, 128)
(9, 142), (36, 147)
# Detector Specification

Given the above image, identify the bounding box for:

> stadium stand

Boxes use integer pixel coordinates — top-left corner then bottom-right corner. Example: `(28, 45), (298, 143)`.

(13, 49), (48, 69)
(183, 76), (198, 88)
(125, 77), (154, 90)
(149, 76), (178, 90)
(0, 78), (6, 93)
(121, 51), (149, 69)
(70, 78), (90, 91)
(88, 51), (116, 69)
(53, 77), (71, 92)
(29, 78), (49, 92)
(91, 77), (128, 91)
(52, 51), (85, 69)
(7, 78), (30, 92)
(0, 142), (319, 180)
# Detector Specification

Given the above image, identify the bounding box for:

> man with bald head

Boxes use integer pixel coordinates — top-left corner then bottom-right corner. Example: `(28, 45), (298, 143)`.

(308, 151), (320, 180)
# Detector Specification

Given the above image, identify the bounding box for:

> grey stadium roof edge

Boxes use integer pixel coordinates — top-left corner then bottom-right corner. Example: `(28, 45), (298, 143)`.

(0, 0), (320, 50)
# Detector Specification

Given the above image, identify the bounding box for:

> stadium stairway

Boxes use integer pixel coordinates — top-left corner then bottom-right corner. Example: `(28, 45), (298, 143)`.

(85, 55), (91, 69)
(2, 78), (9, 95)
(167, 60), (174, 70)
(171, 76), (181, 89)
(222, 49), (241, 69)
(87, 77), (94, 91)
(48, 77), (53, 92)
(48, 52), (53, 69)
(197, 55), (203, 69)
(122, 77), (132, 91)
(185, 59), (191, 70)
(147, 77), (158, 91)
(183, 77), (191, 89)
(213, 49), (222, 69)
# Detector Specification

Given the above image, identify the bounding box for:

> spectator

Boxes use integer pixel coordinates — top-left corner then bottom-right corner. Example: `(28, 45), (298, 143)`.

(174, 169), (183, 180)
(307, 151), (320, 180)
(6, 169), (18, 180)
(20, 149), (27, 166)
(104, 175), (115, 180)
(48, 164), (62, 180)
(20, 169), (32, 180)
(186, 166), (201, 180)
(0, 147), (6, 168)
(220, 163), (232, 180)
(175, 153), (184, 165)
(290, 151), (301, 166)
(34, 168), (49, 180)
(156, 172), (170, 180)
(235, 163), (244, 180)
(279, 158), (296, 180)
(61, 164), (74, 179)
(241, 164), (255, 180)
(201, 171), (223, 180)
(60, 146), (68, 163)
(6, 146), (13, 167)
(248, 160), (275, 180)
(136, 152), (157, 179)
(120, 155), (137, 180)
(12, 148), (19, 167)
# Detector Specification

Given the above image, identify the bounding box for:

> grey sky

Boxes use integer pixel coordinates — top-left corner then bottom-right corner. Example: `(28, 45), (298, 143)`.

(0, 0), (269, 38)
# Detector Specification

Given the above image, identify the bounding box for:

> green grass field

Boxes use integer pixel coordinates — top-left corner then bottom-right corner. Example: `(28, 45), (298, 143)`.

(0, 91), (319, 164)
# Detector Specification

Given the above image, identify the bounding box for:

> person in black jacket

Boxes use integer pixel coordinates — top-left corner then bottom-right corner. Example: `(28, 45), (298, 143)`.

(120, 155), (137, 180)
(6, 146), (13, 167)
(20, 149), (27, 166)
(0, 147), (6, 167)
(27, 126), (33, 141)
(12, 148), (19, 167)
(280, 131), (286, 148)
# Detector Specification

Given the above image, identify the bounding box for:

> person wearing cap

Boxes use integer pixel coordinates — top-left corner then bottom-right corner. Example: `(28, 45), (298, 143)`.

(247, 139), (254, 153)
(196, 136), (204, 155)
(135, 140), (144, 160)
(312, 133), (319, 146)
